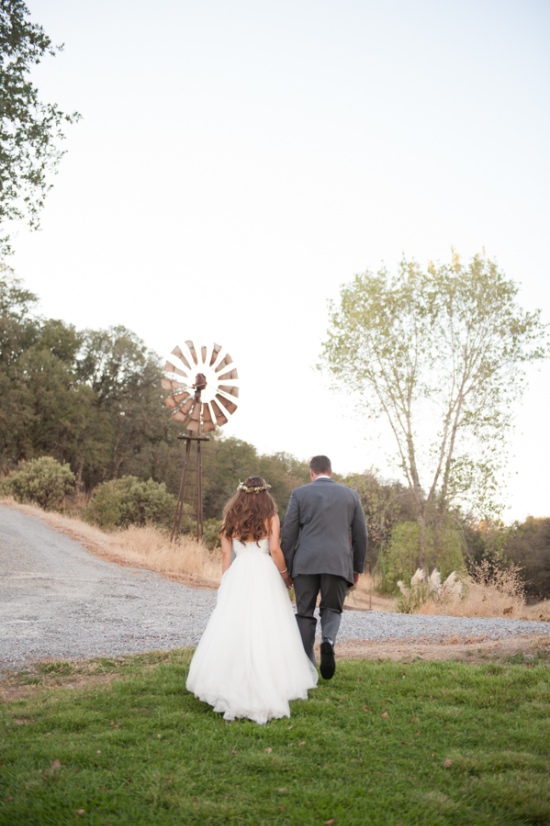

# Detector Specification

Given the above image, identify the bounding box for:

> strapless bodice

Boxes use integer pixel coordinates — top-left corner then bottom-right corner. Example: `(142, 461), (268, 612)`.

(232, 537), (270, 556)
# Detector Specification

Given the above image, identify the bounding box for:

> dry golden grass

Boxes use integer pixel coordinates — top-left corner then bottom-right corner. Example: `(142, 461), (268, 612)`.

(418, 589), (550, 621)
(415, 562), (550, 621)
(526, 599), (550, 621)
(417, 580), (525, 618)
(110, 525), (221, 586)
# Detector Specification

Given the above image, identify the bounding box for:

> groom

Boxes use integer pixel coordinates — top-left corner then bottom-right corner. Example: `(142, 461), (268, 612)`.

(281, 455), (368, 679)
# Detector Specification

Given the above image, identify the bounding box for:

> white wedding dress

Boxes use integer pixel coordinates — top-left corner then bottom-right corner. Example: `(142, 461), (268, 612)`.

(186, 537), (318, 724)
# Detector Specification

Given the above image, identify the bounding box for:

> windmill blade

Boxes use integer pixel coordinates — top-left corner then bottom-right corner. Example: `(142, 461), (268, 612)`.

(171, 395), (194, 419)
(209, 342), (223, 366)
(171, 345), (192, 371)
(210, 398), (228, 427)
(164, 360), (189, 379)
(202, 403), (216, 432)
(161, 377), (188, 393)
(217, 367), (238, 381)
(216, 393), (238, 415)
(164, 390), (191, 409)
(219, 384), (239, 398)
(215, 352), (233, 373)
(185, 340), (199, 365)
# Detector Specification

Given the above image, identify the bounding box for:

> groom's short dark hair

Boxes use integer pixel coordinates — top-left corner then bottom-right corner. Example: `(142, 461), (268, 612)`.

(310, 455), (332, 475)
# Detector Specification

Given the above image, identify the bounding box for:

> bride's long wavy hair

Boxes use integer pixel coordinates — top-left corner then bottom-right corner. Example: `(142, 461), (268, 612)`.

(221, 476), (278, 542)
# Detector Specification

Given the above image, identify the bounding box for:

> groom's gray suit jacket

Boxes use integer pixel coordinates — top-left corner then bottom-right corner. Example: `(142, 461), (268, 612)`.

(281, 478), (368, 586)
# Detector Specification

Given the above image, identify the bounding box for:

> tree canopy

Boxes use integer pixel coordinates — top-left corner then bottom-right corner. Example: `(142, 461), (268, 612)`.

(0, 0), (80, 255)
(320, 252), (548, 562)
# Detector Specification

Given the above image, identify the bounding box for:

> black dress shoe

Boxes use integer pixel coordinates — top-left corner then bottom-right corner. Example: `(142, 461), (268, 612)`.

(320, 641), (335, 679)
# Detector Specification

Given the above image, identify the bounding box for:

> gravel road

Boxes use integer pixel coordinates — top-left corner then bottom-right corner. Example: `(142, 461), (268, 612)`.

(1, 505), (548, 673)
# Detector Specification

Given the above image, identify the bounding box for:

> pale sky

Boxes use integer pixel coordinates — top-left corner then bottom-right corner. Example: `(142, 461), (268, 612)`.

(8, 0), (550, 523)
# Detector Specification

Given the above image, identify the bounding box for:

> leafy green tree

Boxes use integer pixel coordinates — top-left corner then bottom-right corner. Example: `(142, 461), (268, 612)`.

(504, 517), (550, 601)
(0, 271), (94, 471)
(201, 437), (259, 519)
(0, 266), (40, 365)
(0, 0), (80, 256)
(0, 275), (170, 486)
(320, 252), (548, 564)
(341, 471), (417, 569)
(257, 451), (310, 519)
(77, 326), (168, 484)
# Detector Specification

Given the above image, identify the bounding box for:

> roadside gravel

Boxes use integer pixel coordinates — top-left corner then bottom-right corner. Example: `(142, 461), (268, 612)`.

(1, 505), (548, 673)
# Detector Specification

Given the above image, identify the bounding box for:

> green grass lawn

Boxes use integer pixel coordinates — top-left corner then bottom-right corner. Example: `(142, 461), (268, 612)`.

(1, 650), (549, 825)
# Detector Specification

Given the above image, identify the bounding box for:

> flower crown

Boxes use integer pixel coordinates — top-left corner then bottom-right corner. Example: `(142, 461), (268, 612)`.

(237, 481), (272, 494)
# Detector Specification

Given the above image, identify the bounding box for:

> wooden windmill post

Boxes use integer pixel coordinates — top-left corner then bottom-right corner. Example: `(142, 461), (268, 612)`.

(161, 341), (239, 542)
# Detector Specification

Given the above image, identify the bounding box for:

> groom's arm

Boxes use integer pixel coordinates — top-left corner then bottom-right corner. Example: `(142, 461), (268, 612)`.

(280, 492), (300, 574)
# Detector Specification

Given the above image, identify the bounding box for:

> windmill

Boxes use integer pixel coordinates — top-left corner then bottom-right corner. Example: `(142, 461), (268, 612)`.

(162, 341), (239, 541)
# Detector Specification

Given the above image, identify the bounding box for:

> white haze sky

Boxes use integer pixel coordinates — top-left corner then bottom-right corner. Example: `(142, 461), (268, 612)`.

(8, 0), (550, 523)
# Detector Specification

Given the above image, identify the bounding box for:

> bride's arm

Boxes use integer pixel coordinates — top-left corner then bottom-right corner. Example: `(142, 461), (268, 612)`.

(221, 533), (233, 575)
(269, 517), (292, 588)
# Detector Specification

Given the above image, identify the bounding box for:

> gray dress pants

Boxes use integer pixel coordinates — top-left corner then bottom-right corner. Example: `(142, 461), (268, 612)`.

(293, 573), (349, 665)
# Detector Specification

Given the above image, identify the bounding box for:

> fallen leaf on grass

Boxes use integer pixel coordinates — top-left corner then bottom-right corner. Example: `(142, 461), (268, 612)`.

(443, 759), (453, 768)
(381, 712), (389, 719)
(51, 760), (61, 771)
(298, 741), (306, 746)
(325, 819), (336, 825)
(277, 787), (287, 794)
(265, 747), (273, 753)
(76, 810), (85, 816)
(362, 706), (372, 712)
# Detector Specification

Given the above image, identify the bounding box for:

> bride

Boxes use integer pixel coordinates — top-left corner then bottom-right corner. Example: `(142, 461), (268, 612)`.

(186, 476), (318, 724)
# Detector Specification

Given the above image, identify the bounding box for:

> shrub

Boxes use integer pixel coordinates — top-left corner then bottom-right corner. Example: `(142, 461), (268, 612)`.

(4, 456), (75, 510)
(85, 476), (177, 529)
(202, 518), (222, 551)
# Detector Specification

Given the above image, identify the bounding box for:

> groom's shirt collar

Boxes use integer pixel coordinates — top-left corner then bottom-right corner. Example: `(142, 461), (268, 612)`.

(314, 475), (332, 480)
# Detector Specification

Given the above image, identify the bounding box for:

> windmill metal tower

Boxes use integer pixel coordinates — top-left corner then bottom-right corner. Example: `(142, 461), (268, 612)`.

(161, 341), (239, 541)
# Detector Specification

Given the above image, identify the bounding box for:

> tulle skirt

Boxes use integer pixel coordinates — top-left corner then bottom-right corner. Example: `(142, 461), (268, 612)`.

(186, 551), (318, 724)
